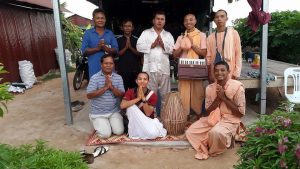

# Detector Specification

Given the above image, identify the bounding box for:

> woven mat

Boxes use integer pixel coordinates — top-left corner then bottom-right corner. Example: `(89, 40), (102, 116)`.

(86, 131), (187, 146)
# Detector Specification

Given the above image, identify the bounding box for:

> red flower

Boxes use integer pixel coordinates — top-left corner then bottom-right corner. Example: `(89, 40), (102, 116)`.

(267, 129), (276, 135)
(278, 142), (288, 154)
(281, 118), (292, 128)
(296, 144), (300, 160)
(283, 137), (289, 143)
(255, 127), (263, 133)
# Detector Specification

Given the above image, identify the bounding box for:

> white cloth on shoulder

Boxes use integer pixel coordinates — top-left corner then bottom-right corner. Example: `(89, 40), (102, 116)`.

(126, 105), (167, 139)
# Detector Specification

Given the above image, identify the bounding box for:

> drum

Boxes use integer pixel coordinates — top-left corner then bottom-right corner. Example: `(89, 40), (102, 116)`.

(161, 92), (187, 135)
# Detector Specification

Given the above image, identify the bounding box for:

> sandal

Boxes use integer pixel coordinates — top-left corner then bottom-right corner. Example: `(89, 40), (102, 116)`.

(93, 146), (109, 158)
(80, 150), (94, 164)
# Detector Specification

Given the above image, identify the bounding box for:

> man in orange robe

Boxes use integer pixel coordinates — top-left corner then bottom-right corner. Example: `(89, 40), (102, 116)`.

(186, 61), (246, 160)
(173, 13), (207, 116)
(206, 9), (242, 83)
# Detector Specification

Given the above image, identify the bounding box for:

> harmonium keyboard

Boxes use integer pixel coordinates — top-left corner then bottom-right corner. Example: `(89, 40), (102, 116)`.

(177, 58), (208, 80)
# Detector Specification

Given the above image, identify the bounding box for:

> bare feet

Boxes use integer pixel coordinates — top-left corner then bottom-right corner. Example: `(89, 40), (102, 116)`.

(195, 152), (209, 160)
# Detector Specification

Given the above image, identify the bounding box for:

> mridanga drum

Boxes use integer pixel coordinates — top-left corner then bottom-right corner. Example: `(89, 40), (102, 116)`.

(161, 92), (187, 135)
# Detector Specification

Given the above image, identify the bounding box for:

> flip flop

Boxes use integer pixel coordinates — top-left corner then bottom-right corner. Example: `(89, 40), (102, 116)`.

(80, 150), (94, 164)
(93, 146), (109, 158)
(71, 100), (85, 107)
(71, 100), (80, 107)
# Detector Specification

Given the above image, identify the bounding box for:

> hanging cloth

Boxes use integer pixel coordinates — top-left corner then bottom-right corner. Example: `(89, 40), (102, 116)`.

(247, 0), (271, 32)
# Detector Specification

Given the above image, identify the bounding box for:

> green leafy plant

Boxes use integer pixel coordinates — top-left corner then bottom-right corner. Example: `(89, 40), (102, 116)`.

(234, 102), (300, 169)
(0, 63), (13, 117)
(0, 140), (88, 169)
(59, 2), (83, 63)
(234, 11), (300, 64)
(61, 15), (83, 63)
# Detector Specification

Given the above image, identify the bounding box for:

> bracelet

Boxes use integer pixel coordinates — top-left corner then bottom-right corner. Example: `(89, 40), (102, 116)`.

(142, 99), (147, 103)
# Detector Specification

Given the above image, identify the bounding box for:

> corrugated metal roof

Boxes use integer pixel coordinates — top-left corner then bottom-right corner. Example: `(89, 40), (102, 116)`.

(4, 0), (71, 12)
(67, 14), (92, 21)
(17, 0), (54, 9)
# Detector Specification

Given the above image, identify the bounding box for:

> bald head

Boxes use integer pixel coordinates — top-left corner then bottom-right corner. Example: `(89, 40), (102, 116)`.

(184, 13), (196, 20)
(184, 13), (197, 31)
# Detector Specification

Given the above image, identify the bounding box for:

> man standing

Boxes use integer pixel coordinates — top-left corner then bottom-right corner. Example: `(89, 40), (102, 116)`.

(117, 18), (142, 91)
(87, 54), (125, 138)
(81, 8), (119, 79)
(206, 9), (242, 83)
(173, 13), (207, 116)
(137, 11), (174, 115)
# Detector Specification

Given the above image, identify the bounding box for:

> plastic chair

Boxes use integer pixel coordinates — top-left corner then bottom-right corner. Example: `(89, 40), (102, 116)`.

(284, 67), (300, 103)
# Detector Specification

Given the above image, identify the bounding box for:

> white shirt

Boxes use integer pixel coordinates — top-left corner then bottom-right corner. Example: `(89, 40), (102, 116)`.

(137, 27), (174, 75)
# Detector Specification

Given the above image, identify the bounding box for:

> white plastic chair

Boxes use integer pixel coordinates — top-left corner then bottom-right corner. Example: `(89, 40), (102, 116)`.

(284, 67), (300, 103)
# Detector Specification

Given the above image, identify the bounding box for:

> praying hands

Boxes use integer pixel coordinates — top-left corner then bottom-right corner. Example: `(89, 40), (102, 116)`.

(137, 86), (146, 101)
(151, 35), (164, 49)
(104, 75), (113, 90)
(216, 84), (226, 101)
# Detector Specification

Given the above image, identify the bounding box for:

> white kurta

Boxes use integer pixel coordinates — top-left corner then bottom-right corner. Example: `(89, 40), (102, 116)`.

(136, 27), (174, 75)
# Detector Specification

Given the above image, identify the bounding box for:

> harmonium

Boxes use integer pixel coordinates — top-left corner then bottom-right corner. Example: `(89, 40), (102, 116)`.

(177, 58), (208, 80)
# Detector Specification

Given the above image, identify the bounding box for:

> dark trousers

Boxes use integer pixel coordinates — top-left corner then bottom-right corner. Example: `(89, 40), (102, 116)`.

(119, 71), (139, 91)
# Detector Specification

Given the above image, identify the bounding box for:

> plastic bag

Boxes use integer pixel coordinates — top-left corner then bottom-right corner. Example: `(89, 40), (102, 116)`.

(18, 60), (37, 89)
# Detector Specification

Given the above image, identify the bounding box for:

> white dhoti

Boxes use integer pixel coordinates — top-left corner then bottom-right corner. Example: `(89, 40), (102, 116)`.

(126, 105), (167, 139)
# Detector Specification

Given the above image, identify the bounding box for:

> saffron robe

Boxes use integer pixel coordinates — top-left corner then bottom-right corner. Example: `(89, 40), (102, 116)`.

(186, 79), (246, 159)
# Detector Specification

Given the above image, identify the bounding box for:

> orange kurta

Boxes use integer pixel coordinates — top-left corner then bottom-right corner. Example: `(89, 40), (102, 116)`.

(185, 79), (245, 159)
(206, 27), (242, 79)
(174, 29), (207, 115)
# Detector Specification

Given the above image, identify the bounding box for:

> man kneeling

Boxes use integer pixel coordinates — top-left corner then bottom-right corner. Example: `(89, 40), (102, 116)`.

(120, 72), (167, 139)
(186, 61), (245, 160)
(87, 54), (125, 138)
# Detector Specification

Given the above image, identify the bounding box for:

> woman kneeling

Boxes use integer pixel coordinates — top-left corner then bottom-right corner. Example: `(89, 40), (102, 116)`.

(120, 72), (167, 139)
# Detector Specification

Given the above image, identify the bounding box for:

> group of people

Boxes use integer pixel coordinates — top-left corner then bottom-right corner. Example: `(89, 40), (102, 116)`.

(82, 8), (245, 160)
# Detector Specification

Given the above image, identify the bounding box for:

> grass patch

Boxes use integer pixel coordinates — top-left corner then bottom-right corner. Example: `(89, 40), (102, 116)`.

(67, 65), (76, 72)
(40, 72), (61, 81)
(0, 140), (88, 169)
(39, 66), (76, 82)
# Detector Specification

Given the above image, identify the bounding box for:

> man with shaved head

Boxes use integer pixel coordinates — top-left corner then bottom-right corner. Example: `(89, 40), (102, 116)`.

(173, 13), (207, 117)
(206, 9), (242, 83)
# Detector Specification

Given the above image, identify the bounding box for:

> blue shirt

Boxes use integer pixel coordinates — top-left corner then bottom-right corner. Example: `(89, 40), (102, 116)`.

(87, 71), (125, 116)
(81, 28), (119, 79)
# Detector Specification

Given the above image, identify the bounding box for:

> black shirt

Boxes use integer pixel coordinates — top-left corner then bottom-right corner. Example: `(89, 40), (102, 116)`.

(116, 35), (141, 72)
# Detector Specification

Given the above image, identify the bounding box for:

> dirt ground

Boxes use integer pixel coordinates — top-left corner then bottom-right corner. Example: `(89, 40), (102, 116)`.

(0, 73), (260, 169)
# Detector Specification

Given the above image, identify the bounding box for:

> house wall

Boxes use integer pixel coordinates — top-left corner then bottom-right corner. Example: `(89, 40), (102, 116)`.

(68, 15), (93, 28)
(0, 4), (58, 82)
